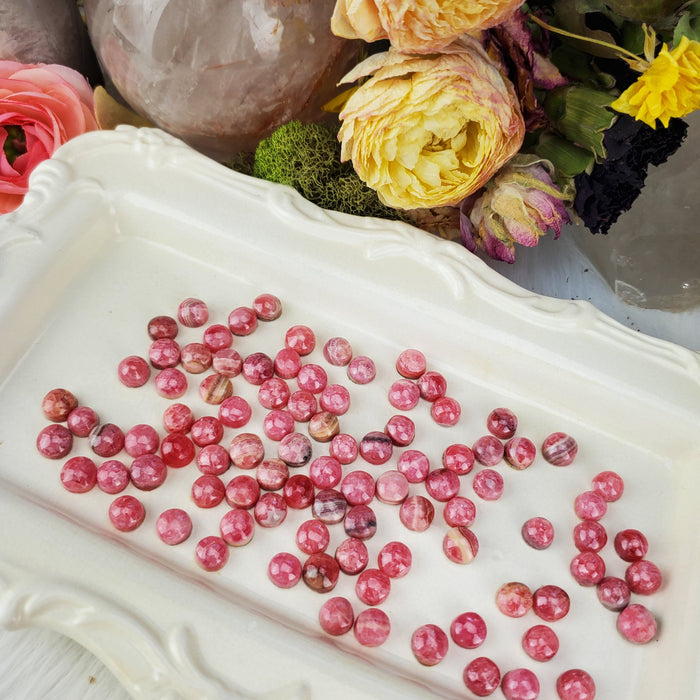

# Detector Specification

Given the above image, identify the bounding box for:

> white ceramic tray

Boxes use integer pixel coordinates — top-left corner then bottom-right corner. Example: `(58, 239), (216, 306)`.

(0, 127), (698, 700)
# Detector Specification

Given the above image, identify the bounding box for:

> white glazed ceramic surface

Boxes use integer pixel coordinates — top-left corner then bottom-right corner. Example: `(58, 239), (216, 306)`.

(0, 127), (698, 700)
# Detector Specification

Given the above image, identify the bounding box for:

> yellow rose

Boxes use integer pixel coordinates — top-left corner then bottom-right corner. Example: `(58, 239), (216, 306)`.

(332, 0), (525, 53)
(338, 38), (525, 210)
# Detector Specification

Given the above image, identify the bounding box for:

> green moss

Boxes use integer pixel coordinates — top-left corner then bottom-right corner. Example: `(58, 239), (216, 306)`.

(252, 120), (406, 222)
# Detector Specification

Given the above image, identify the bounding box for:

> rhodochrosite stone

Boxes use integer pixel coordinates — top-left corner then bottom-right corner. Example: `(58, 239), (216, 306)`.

(84, 1), (361, 158)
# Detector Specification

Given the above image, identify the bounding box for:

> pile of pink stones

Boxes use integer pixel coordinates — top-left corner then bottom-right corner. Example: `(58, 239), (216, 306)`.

(35, 295), (662, 700)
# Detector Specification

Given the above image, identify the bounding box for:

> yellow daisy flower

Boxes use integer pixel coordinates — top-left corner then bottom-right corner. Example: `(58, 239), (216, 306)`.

(611, 36), (700, 128)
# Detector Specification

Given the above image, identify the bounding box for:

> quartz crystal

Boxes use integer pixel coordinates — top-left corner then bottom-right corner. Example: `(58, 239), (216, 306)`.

(84, 0), (360, 159)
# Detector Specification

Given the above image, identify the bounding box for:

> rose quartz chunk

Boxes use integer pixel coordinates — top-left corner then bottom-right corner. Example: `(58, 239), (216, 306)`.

(285, 325), (316, 355)
(353, 608), (390, 647)
(296, 519), (330, 554)
(570, 552), (606, 586)
(614, 529), (649, 562)
(178, 298), (208, 328)
(191, 475), (226, 508)
(283, 474), (315, 509)
(473, 435), (505, 466)
(219, 508), (255, 546)
(355, 568), (391, 606)
(522, 517), (554, 550)
(450, 611), (487, 649)
(124, 423), (160, 458)
(411, 624), (449, 666)
(253, 293), (282, 321)
(160, 433), (196, 468)
(108, 495), (146, 532)
(192, 417), (226, 451)
(377, 541), (412, 578)
(463, 657), (501, 697)
(60, 456), (97, 493)
(162, 403), (194, 433)
(504, 436), (537, 470)
(472, 468), (504, 501)
(195, 536), (229, 572)
(375, 470), (409, 504)
(359, 431), (393, 465)
(156, 508), (192, 545)
(496, 582), (534, 618)
(36, 424), (73, 459)
(202, 323), (233, 352)
(67, 406), (100, 437)
(335, 537), (369, 575)
(443, 497), (477, 528)
(397, 449), (430, 483)
(310, 456), (343, 490)
(425, 468), (460, 501)
(556, 669), (597, 700)
(319, 596), (355, 636)
(443, 527), (479, 564)
(302, 552), (340, 593)
(254, 492), (287, 528)
(486, 408), (518, 439)
(268, 552), (302, 588)
(319, 383), (350, 415)
(323, 337), (353, 366)
(541, 432), (578, 466)
(574, 520), (608, 552)
(96, 460), (130, 494)
(330, 433), (358, 464)
(417, 371), (446, 401)
(596, 576), (631, 611)
(147, 315), (178, 340)
(347, 355), (376, 384)
(227, 306), (257, 336)
(219, 396), (252, 429)
(616, 603), (657, 643)
(431, 396), (461, 426)
(180, 342), (212, 373)
(297, 363), (327, 394)
(225, 474), (260, 509)
(533, 585), (570, 622)
(42, 388), (78, 422)
(592, 470), (624, 501)
(625, 559), (662, 595)
(388, 379), (420, 411)
(395, 348), (427, 379)
(212, 348), (243, 377)
(400, 495), (435, 532)
(130, 454), (167, 490)
(442, 443), (475, 475)
(522, 624), (559, 662)
(574, 491), (607, 521)
(384, 414), (415, 446)
(154, 368), (187, 399)
(501, 668), (540, 700)
(197, 444), (230, 476)
(117, 355), (151, 387)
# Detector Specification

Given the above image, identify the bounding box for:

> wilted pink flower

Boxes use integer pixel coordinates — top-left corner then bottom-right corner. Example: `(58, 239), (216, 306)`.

(1, 61), (97, 214)
(460, 155), (572, 263)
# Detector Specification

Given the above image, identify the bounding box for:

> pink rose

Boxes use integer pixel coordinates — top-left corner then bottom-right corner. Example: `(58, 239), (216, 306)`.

(1, 61), (97, 214)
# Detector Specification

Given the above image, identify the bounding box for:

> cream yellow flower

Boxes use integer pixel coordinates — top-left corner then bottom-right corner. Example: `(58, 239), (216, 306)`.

(332, 0), (525, 54)
(611, 36), (700, 128)
(338, 38), (525, 210)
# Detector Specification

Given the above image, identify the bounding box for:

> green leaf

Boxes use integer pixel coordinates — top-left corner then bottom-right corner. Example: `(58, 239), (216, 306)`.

(532, 133), (595, 177)
(544, 86), (617, 162)
(674, 2), (700, 44)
